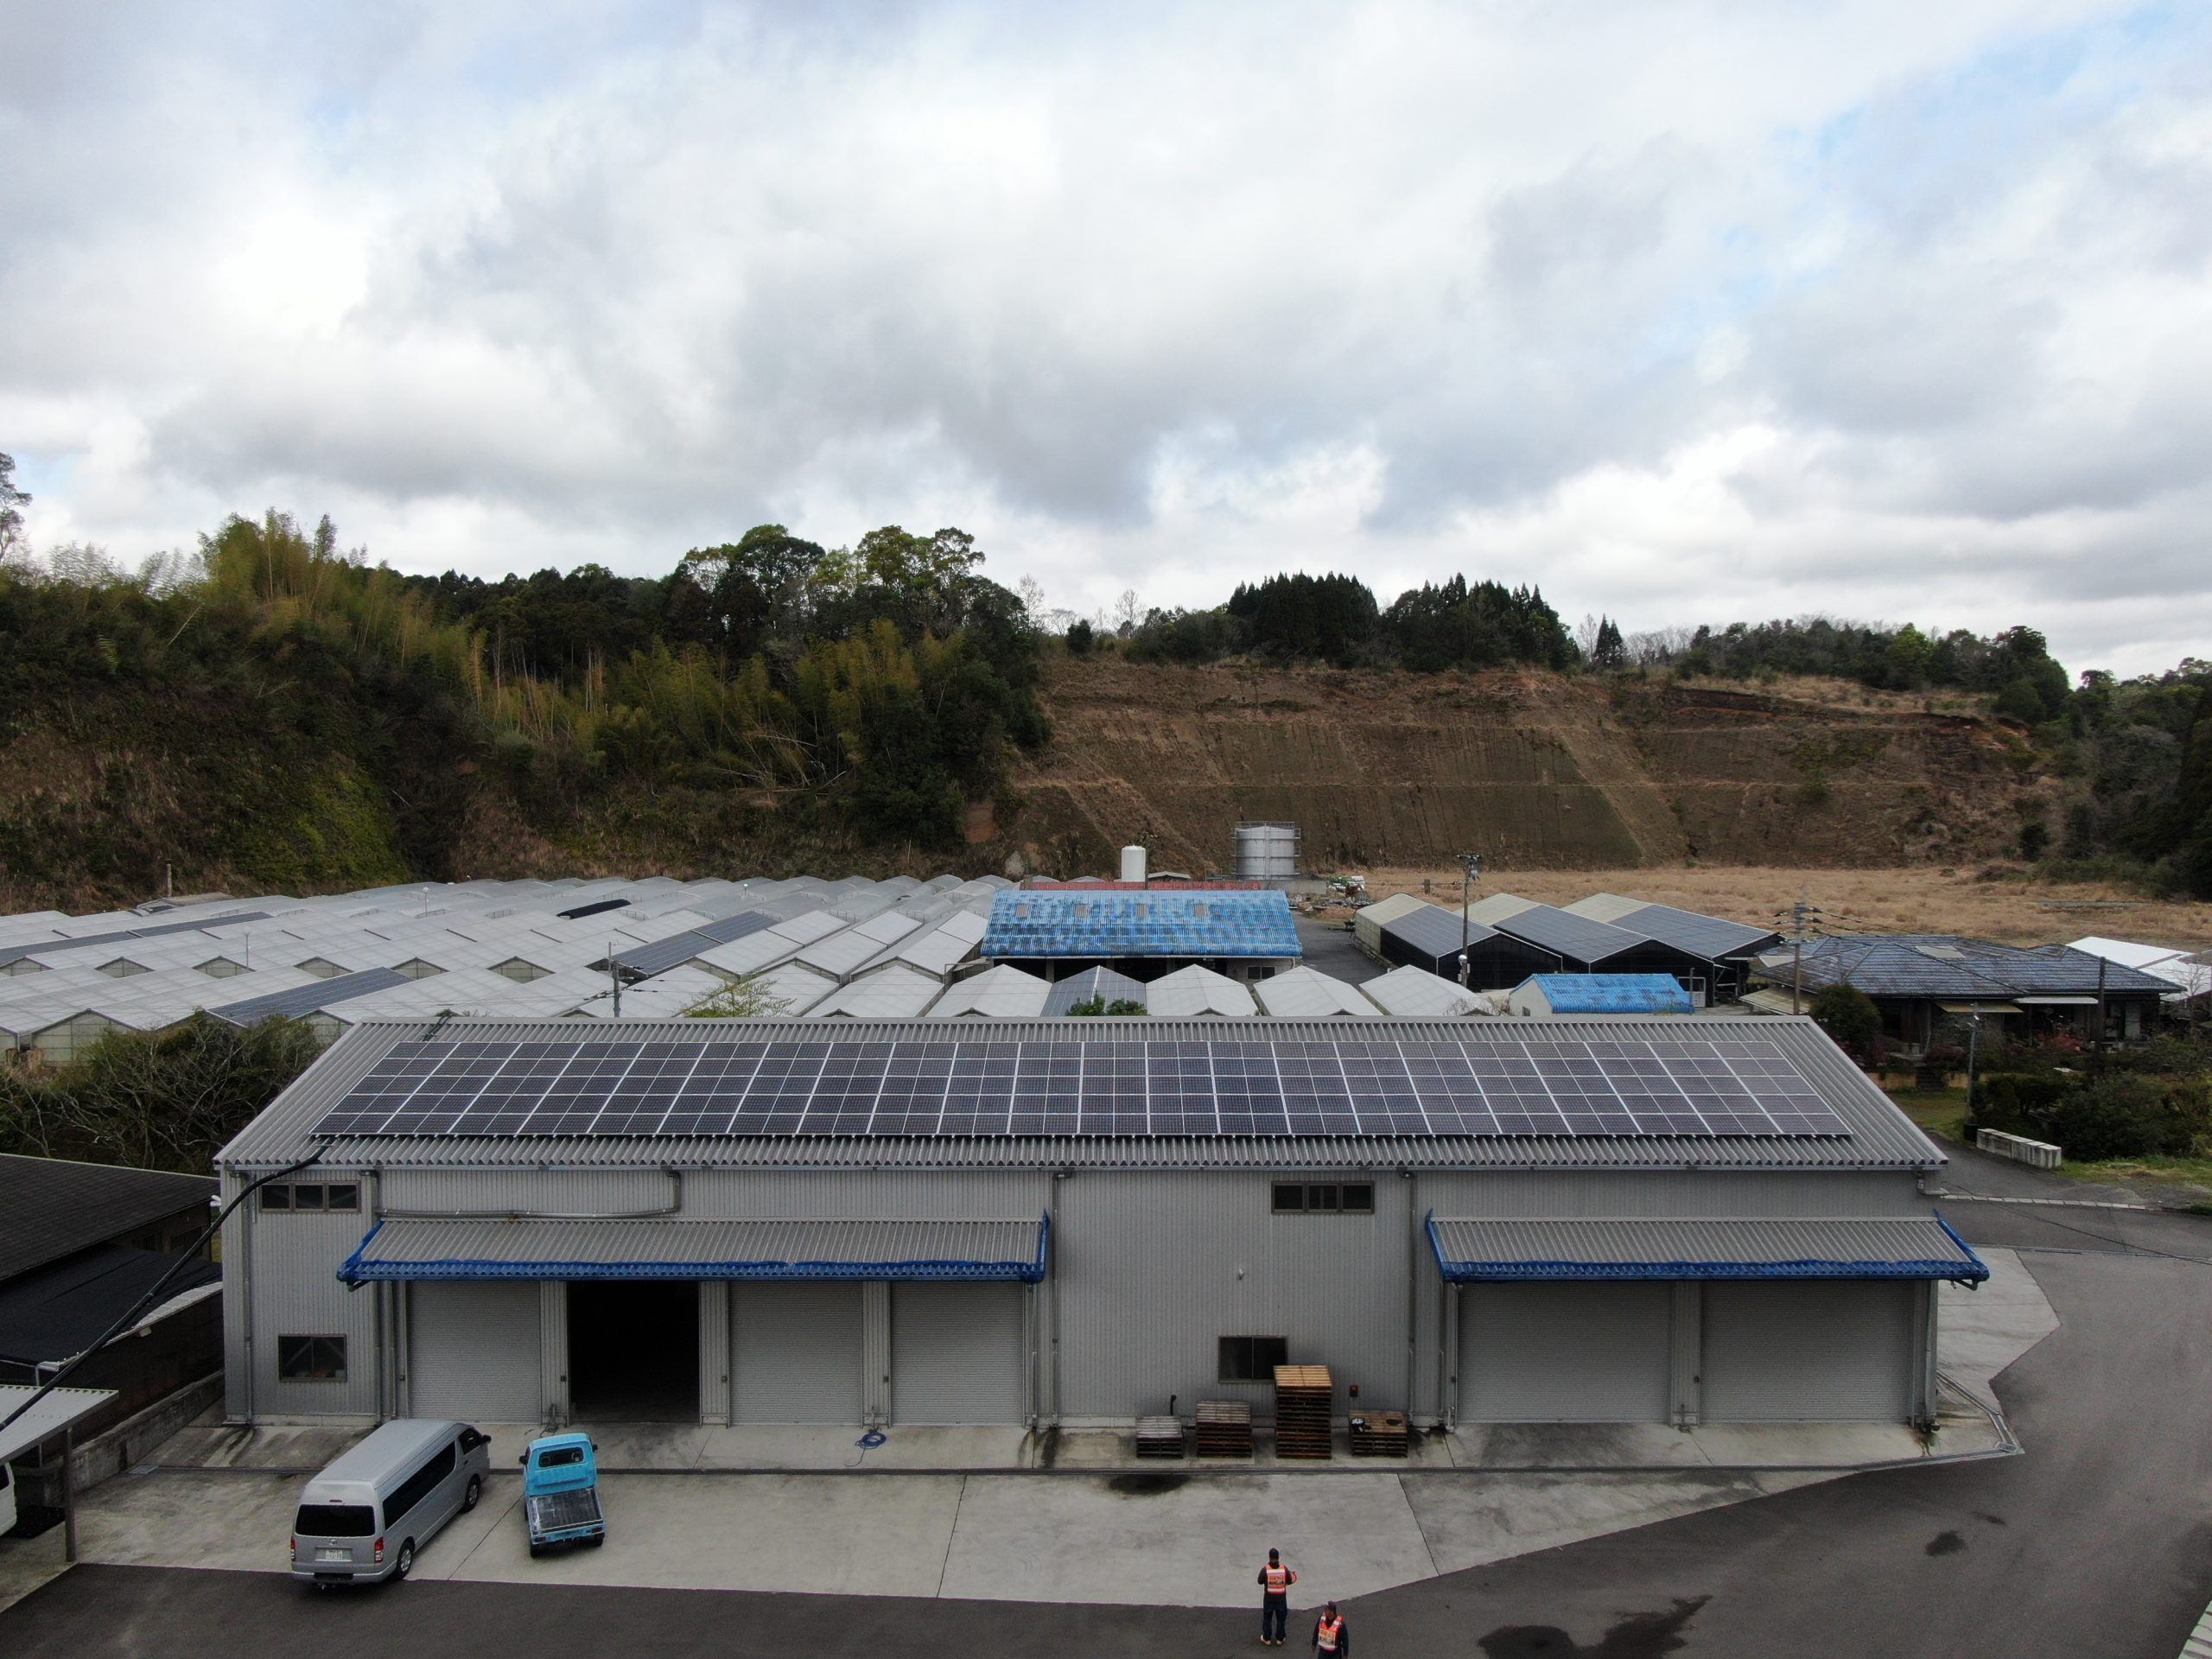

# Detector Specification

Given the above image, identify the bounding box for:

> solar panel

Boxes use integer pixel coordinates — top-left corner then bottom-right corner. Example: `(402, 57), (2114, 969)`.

(310, 1035), (1848, 1141)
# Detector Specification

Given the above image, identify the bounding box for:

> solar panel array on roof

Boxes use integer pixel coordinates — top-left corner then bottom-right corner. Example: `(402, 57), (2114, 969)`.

(311, 1033), (1848, 1141)
(981, 889), (1300, 960)
(607, 910), (778, 978)
(207, 966), (411, 1024)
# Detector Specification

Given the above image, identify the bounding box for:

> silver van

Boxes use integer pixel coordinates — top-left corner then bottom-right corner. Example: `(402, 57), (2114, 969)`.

(290, 1418), (493, 1587)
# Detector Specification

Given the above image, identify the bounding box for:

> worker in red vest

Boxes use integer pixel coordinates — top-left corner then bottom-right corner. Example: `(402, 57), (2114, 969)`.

(1256, 1548), (1297, 1644)
(1313, 1600), (1350, 1657)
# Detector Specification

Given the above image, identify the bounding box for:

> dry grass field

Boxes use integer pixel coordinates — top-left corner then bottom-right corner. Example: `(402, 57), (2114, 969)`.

(1355, 863), (2212, 950)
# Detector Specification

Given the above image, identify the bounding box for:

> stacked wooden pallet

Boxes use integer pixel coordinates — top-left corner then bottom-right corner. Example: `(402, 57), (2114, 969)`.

(1135, 1415), (1185, 1459)
(1193, 1399), (1254, 1458)
(1348, 1409), (1408, 1458)
(1273, 1364), (1333, 1459)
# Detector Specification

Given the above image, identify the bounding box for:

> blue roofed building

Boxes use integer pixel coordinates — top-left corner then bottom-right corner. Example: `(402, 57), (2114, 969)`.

(1510, 974), (1696, 1016)
(981, 888), (1300, 982)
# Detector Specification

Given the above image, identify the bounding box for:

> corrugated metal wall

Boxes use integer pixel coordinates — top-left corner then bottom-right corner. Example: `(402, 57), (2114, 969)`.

(226, 1159), (1936, 1429)
(1055, 1170), (1414, 1425)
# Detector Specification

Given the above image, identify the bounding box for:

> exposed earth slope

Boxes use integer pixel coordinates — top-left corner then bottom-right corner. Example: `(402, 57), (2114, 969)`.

(1007, 658), (2042, 875)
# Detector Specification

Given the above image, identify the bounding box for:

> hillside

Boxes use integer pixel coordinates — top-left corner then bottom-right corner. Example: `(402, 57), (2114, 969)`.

(1005, 657), (2045, 875)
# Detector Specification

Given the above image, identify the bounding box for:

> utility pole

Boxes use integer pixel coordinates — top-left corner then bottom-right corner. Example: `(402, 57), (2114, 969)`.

(1777, 887), (1825, 1015)
(1458, 853), (1483, 957)
(608, 942), (621, 1019)
(2094, 952), (2107, 1071)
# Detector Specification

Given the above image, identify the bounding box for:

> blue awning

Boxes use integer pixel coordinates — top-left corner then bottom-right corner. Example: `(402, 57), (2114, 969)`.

(1425, 1211), (1987, 1284)
(338, 1214), (1048, 1285)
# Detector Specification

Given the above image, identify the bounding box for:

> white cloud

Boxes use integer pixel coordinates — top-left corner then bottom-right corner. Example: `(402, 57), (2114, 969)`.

(2, 0), (2205, 676)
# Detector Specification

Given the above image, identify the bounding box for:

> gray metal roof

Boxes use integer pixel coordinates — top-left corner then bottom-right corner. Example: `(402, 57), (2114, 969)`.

(219, 1014), (1946, 1173)
(1427, 1215), (1986, 1281)
(1775, 936), (2172, 1001)
(1606, 903), (1782, 963)
(1380, 906), (1505, 958)
(338, 1216), (1046, 1282)
(1490, 905), (1653, 965)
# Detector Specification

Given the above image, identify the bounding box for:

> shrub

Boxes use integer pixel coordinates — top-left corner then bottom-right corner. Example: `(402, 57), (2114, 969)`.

(1808, 984), (1881, 1057)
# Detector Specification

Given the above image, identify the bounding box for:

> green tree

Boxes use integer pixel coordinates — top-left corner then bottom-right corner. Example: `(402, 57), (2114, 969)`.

(1808, 984), (1882, 1058)
(0, 451), (27, 563)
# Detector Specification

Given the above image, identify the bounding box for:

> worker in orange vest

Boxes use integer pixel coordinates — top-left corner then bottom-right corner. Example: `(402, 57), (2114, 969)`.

(1313, 1600), (1351, 1657)
(1256, 1547), (1297, 1644)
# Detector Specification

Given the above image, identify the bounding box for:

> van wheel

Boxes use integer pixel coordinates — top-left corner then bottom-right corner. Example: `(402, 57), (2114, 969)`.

(461, 1474), (483, 1512)
(587, 1535), (604, 1548)
(529, 1541), (543, 1559)
(393, 1540), (415, 1581)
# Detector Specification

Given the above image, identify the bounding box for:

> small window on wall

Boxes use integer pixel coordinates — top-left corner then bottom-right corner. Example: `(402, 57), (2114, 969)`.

(1273, 1181), (1375, 1215)
(1218, 1335), (1289, 1382)
(260, 1182), (359, 1213)
(278, 1335), (346, 1381)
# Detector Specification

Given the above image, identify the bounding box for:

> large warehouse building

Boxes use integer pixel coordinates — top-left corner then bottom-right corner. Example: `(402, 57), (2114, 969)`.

(216, 1013), (1983, 1439)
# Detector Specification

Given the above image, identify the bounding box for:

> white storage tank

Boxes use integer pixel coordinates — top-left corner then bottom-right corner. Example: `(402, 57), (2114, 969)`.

(1119, 844), (1147, 883)
(1233, 822), (1301, 880)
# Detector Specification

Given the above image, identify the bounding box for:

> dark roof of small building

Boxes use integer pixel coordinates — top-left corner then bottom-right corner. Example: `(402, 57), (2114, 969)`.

(0, 1244), (219, 1365)
(1380, 906), (1509, 959)
(0, 1155), (217, 1283)
(1607, 903), (1782, 962)
(1491, 905), (1655, 965)
(1768, 936), (2173, 1001)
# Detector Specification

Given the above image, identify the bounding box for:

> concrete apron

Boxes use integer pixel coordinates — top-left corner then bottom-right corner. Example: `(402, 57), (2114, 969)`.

(25, 1251), (2056, 1610)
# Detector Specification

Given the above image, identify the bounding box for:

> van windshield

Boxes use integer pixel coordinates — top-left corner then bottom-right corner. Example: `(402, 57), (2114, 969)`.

(537, 1446), (585, 1467)
(296, 1503), (376, 1537)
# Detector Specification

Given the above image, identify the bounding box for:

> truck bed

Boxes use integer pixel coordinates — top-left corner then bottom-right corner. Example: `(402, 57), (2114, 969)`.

(527, 1488), (602, 1535)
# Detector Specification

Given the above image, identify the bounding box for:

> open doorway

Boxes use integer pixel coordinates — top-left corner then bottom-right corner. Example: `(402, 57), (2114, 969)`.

(566, 1281), (700, 1422)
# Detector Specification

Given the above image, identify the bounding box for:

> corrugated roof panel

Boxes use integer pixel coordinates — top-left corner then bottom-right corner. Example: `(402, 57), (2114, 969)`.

(1491, 905), (1653, 965)
(1142, 965), (1258, 1018)
(338, 1215), (1048, 1282)
(926, 964), (1052, 1020)
(1251, 966), (1378, 1018)
(1605, 903), (1782, 962)
(1360, 965), (1482, 1017)
(1382, 905), (1504, 959)
(982, 889), (1300, 960)
(1518, 975), (1695, 1014)
(1427, 1215), (1987, 1281)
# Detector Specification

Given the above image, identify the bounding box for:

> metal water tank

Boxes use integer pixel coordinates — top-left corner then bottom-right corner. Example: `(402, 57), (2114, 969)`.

(1233, 821), (1301, 879)
(1120, 843), (1147, 883)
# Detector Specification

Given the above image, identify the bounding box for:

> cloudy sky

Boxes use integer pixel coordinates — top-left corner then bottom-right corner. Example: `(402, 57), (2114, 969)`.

(3, 1), (2207, 675)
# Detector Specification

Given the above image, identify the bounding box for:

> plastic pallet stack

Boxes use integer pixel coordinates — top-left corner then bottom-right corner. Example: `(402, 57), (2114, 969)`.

(1194, 1399), (1254, 1458)
(1273, 1364), (1333, 1459)
(1348, 1410), (1408, 1457)
(1135, 1415), (1185, 1459)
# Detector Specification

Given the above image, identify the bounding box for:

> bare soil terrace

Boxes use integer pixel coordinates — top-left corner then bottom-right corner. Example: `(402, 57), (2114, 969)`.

(1352, 863), (2212, 951)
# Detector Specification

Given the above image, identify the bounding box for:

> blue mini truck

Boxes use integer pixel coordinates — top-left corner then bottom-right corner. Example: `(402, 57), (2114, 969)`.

(519, 1433), (604, 1556)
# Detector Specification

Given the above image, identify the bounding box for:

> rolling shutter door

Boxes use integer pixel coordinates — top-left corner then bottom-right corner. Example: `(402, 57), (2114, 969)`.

(1701, 1281), (1915, 1422)
(891, 1283), (1025, 1424)
(731, 1282), (863, 1424)
(410, 1281), (542, 1421)
(1461, 1283), (1671, 1422)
